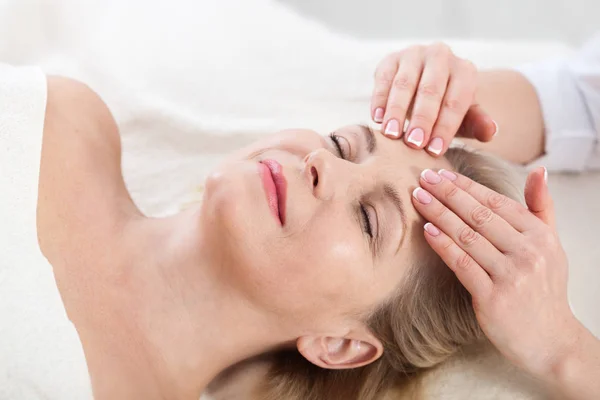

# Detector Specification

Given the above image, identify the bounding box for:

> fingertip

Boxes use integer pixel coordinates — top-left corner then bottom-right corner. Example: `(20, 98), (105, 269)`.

(405, 127), (426, 148)
(476, 117), (497, 142)
(426, 137), (444, 156)
(492, 119), (499, 138)
(424, 222), (441, 237)
(373, 107), (384, 124)
(463, 106), (496, 142)
(383, 119), (401, 139)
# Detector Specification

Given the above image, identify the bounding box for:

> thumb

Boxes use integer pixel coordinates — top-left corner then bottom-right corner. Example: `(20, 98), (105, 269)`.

(456, 104), (497, 142)
(524, 166), (556, 228)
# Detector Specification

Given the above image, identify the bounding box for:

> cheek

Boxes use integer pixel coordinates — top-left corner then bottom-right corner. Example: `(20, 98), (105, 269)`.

(259, 215), (373, 317)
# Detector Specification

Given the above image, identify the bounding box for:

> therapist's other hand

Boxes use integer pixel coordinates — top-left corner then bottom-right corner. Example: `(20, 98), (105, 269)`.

(371, 43), (497, 156)
(412, 167), (583, 380)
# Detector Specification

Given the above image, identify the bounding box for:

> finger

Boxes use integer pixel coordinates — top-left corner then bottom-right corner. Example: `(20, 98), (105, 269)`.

(419, 169), (522, 252)
(371, 54), (399, 125)
(524, 167), (556, 228)
(404, 45), (451, 150)
(437, 169), (544, 232)
(423, 222), (493, 300)
(381, 50), (424, 139)
(455, 105), (498, 142)
(412, 186), (505, 278)
(429, 60), (477, 153)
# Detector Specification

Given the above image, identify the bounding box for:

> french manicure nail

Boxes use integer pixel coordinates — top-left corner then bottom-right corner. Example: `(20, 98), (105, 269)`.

(424, 222), (440, 236)
(427, 137), (444, 155)
(421, 169), (442, 184)
(374, 108), (384, 123)
(384, 119), (400, 137)
(543, 166), (548, 183)
(492, 120), (499, 137)
(412, 187), (432, 204)
(407, 128), (424, 147)
(438, 169), (457, 181)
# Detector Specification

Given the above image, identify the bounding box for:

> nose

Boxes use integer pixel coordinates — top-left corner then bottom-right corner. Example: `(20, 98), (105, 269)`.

(303, 148), (353, 201)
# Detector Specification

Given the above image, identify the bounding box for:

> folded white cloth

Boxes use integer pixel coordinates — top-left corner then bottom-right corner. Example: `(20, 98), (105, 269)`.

(0, 63), (93, 400)
(517, 33), (600, 172)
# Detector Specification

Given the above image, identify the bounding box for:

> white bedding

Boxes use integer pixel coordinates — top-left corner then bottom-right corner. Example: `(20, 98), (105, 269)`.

(1, 0), (595, 399)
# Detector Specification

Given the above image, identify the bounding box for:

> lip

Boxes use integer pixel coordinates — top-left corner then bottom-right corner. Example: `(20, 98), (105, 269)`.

(258, 159), (287, 225)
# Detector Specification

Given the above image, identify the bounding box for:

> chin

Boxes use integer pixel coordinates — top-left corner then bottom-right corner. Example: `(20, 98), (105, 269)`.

(201, 160), (270, 258)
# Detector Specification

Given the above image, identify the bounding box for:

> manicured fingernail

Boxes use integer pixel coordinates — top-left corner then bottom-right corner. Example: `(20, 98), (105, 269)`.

(421, 168), (442, 184)
(374, 108), (384, 123)
(543, 166), (548, 183)
(438, 169), (457, 181)
(427, 137), (444, 155)
(492, 120), (499, 137)
(384, 119), (400, 137)
(407, 128), (424, 147)
(424, 222), (440, 236)
(412, 187), (432, 204)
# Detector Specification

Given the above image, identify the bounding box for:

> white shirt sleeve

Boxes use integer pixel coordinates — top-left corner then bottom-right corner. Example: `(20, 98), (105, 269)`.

(516, 33), (600, 172)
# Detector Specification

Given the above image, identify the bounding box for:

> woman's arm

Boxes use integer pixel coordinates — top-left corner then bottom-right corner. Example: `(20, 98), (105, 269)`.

(463, 69), (546, 164)
(550, 322), (600, 400)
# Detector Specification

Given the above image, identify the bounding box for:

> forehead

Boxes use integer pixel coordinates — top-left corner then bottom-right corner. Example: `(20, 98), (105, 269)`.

(342, 124), (452, 243)
(339, 124), (452, 186)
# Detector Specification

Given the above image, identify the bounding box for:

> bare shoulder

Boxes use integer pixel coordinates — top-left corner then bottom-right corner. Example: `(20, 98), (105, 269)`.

(45, 76), (119, 148)
(38, 76), (133, 262)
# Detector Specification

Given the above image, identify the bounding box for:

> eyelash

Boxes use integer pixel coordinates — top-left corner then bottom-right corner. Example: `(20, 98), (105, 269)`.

(329, 132), (345, 158)
(329, 132), (373, 239)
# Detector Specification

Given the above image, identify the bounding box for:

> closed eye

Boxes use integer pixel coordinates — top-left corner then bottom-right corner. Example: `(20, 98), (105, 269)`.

(328, 132), (376, 246)
(360, 204), (373, 238)
(329, 132), (346, 159)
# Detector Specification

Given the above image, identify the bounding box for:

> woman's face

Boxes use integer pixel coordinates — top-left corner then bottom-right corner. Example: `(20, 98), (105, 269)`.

(200, 125), (451, 335)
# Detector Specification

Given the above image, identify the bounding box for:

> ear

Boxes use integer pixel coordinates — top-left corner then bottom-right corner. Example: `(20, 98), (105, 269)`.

(296, 327), (383, 370)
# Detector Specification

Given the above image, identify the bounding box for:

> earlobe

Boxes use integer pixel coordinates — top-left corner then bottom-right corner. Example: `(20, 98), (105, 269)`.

(297, 332), (383, 370)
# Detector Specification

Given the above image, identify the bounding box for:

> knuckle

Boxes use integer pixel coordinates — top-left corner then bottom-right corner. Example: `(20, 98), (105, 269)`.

(430, 42), (451, 56)
(432, 121), (452, 138)
(405, 45), (424, 57)
(393, 74), (416, 91)
(463, 59), (478, 74)
(458, 226), (479, 247)
(539, 229), (558, 248)
(486, 192), (509, 210)
(417, 82), (444, 100)
(516, 244), (541, 268)
(444, 97), (464, 112)
(431, 204), (448, 220)
(455, 252), (472, 271)
(410, 111), (435, 126)
(387, 103), (408, 115)
(470, 206), (493, 228)
(443, 184), (460, 200)
(372, 87), (389, 100)
(374, 68), (395, 85)
(460, 177), (474, 192)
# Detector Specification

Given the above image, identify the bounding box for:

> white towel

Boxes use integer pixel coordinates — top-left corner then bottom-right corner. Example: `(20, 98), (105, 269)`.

(0, 64), (93, 400)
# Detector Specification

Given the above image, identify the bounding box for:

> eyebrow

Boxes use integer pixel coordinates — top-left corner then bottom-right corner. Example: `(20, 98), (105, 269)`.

(384, 185), (408, 256)
(357, 124), (377, 154)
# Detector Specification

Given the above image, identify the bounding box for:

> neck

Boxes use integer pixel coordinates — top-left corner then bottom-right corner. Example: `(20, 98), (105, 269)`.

(80, 209), (279, 399)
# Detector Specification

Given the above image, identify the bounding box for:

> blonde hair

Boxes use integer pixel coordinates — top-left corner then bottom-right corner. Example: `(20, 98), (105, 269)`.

(257, 147), (520, 400)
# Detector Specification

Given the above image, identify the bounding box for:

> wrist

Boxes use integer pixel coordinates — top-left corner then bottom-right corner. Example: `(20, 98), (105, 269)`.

(544, 320), (600, 399)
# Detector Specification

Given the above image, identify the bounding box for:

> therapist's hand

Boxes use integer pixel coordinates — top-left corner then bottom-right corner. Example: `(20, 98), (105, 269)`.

(411, 167), (583, 380)
(371, 43), (497, 156)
